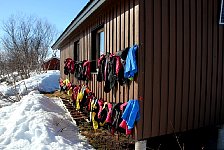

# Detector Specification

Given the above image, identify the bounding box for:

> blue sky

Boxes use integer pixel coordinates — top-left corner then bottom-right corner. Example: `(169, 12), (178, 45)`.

(0, 0), (89, 41)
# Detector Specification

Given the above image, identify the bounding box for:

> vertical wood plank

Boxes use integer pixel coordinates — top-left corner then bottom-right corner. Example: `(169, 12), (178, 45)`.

(152, 0), (161, 136)
(160, 0), (169, 135)
(96, 75), (98, 97)
(199, 0), (208, 128)
(96, 75), (99, 98)
(194, 0), (202, 129)
(88, 26), (91, 88)
(134, 0), (139, 100)
(83, 30), (86, 60)
(124, 0), (130, 102)
(106, 9), (110, 102)
(216, 9), (223, 124)
(205, 0), (213, 126)
(87, 27), (89, 60)
(113, 2), (118, 103)
(101, 13), (105, 100)
(103, 13), (107, 101)
(101, 14), (104, 98)
(93, 74), (96, 96)
(80, 35), (83, 61)
(90, 63), (92, 90)
(120, 0), (125, 103)
(175, 0), (183, 132)
(129, 0), (134, 100)
(136, 0), (144, 140)
(116, 0), (121, 103)
(109, 7), (113, 103)
(181, 0), (190, 131)
(220, 28), (224, 123)
(211, 0), (218, 125)
(188, 0), (196, 130)
(82, 32), (84, 60)
(167, 0), (176, 134)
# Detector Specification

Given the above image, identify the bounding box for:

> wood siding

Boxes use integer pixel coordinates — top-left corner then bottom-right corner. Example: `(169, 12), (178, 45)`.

(58, 0), (224, 140)
(60, 0), (139, 103)
(138, 0), (224, 139)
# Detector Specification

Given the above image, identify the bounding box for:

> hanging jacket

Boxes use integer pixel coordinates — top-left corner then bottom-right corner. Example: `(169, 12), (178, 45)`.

(121, 99), (140, 130)
(90, 98), (99, 130)
(70, 60), (75, 74)
(111, 103), (123, 130)
(85, 91), (93, 111)
(105, 54), (122, 93)
(74, 61), (84, 80)
(104, 54), (110, 93)
(119, 120), (132, 135)
(71, 86), (79, 102)
(59, 78), (64, 87)
(80, 88), (88, 111)
(97, 99), (104, 119)
(76, 90), (84, 110)
(99, 102), (108, 127)
(64, 58), (75, 75)
(67, 87), (73, 96)
(64, 59), (70, 75)
(62, 79), (71, 92)
(97, 55), (106, 82)
(116, 49), (129, 85)
(104, 54), (109, 82)
(124, 45), (138, 79)
(83, 61), (91, 81)
(59, 78), (66, 92)
(114, 56), (123, 76)
(105, 103), (113, 124)
(104, 55), (117, 93)
(119, 102), (132, 135)
(117, 47), (129, 61)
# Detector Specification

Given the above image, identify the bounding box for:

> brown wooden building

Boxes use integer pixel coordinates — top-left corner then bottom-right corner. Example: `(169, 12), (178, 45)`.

(42, 57), (60, 71)
(52, 0), (224, 141)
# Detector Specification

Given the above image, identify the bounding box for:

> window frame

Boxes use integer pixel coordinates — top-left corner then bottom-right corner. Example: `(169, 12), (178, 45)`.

(74, 40), (80, 62)
(91, 26), (105, 73)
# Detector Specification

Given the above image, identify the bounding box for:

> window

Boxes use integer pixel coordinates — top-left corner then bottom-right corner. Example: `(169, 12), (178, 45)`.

(99, 30), (105, 56)
(220, 0), (224, 24)
(91, 26), (104, 72)
(74, 40), (79, 61)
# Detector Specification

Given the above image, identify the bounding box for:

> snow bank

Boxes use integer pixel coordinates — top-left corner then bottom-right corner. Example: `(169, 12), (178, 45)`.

(0, 91), (94, 150)
(2, 70), (60, 96)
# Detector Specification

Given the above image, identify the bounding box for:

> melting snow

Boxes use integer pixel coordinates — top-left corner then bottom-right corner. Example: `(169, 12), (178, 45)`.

(0, 71), (94, 150)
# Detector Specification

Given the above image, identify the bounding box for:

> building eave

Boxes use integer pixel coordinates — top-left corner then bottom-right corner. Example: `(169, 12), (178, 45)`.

(51, 0), (106, 50)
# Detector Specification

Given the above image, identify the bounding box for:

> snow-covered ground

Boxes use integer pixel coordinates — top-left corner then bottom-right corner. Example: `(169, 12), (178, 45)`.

(0, 70), (94, 150)
(0, 71), (60, 107)
(2, 70), (60, 96)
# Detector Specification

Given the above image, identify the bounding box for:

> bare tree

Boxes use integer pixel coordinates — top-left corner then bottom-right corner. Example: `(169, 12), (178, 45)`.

(1, 14), (57, 79)
(0, 51), (6, 76)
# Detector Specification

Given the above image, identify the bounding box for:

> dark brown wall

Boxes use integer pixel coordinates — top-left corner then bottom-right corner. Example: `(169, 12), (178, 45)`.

(138, 0), (224, 139)
(58, 0), (224, 140)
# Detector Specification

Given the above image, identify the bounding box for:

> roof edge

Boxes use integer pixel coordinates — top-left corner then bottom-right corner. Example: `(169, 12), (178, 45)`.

(51, 0), (105, 50)
(43, 57), (60, 63)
